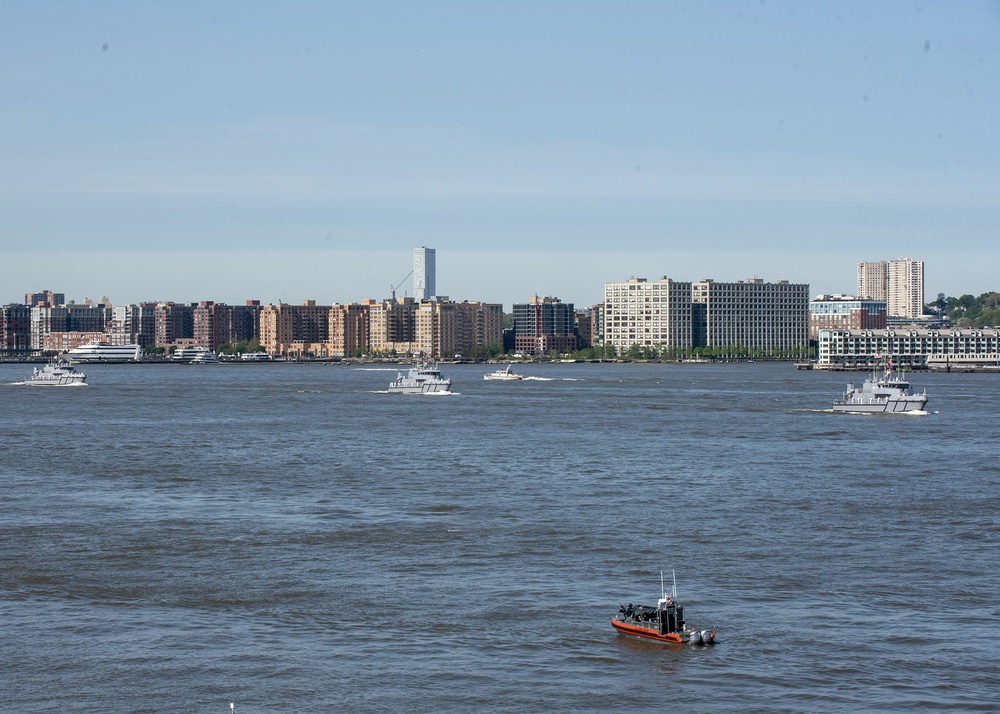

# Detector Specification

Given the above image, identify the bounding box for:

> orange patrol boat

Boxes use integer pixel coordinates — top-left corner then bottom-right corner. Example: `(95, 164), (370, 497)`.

(611, 570), (717, 646)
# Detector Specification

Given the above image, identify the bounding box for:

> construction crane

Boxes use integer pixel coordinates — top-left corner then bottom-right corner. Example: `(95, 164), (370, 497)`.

(390, 270), (413, 300)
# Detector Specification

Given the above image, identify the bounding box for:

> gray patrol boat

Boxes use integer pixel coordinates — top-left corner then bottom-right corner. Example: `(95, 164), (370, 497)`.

(388, 362), (452, 394)
(833, 363), (927, 414)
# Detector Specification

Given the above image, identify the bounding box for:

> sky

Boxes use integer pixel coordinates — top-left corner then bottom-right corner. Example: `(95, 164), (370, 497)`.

(2, 1), (998, 309)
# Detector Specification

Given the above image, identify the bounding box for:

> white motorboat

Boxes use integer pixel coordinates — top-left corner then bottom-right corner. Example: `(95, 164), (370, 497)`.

(483, 365), (523, 381)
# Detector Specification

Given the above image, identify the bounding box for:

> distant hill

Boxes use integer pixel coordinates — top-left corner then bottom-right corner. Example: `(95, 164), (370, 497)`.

(929, 292), (1000, 328)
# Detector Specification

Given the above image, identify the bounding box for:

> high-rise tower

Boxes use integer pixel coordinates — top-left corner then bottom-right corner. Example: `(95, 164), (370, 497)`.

(857, 258), (924, 318)
(413, 247), (436, 300)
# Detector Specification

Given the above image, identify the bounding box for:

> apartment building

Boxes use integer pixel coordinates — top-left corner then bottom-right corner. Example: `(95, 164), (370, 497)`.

(25, 290), (65, 308)
(692, 279), (809, 353)
(230, 301), (262, 345)
(414, 300), (456, 357)
(603, 278), (692, 351)
(575, 310), (593, 348)
(0, 304), (31, 351)
(109, 303), (157, 347)
(193, 301), (233, 352)
(259, 300), (331, 356)
(856, 262), (888, 302)
(857, 258), (924, 319)
(588, 303), (604, 348)
(603, 277), (808, 354)
(808, 295), (887, 341)
(456, 301), (504, 354)
(328, 302), (371, 357)
(407, 299), (503, 357)
(154, 303), (195, 347)
(29, 306), (64, 349)
(888, 258), (925, 319)
(818, 328), (1000, 368)
(512, 296), (577, 354)
(29, 303), (110, 350)
(369, 297), (419, 355)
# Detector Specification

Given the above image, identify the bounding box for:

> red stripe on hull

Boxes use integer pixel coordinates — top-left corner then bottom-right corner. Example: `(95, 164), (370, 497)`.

(610, 618), (683, 644)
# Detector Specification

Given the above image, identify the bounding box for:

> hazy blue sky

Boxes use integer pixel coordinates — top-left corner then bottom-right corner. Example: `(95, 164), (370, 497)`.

(2, 1), (998, 308)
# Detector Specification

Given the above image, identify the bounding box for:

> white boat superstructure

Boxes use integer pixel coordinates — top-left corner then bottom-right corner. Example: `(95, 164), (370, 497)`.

(240, 352), (271, 361)
(14, 359), (87, 386)
(484, 365), (523, 381)
(66, 343), (142, 363)
(388, 363), (452, 394)
(833, 363), (928, 413)
(172, 346), (219, 364)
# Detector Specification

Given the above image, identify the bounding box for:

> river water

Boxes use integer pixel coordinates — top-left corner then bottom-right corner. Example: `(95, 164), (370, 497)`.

(1, 361), (997, 712)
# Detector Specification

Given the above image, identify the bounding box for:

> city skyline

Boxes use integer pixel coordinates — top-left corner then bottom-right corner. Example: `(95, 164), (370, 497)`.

(3, 249), (987, 312)
(2, 3), (998, 307)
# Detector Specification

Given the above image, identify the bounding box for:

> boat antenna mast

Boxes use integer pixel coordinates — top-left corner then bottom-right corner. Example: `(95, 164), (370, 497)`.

(672, 569), (678, 600)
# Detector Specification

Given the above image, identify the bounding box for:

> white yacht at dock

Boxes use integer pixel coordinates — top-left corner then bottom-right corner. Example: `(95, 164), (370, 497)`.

(66, 342), (143, 363)
(172, 346), (219, 364)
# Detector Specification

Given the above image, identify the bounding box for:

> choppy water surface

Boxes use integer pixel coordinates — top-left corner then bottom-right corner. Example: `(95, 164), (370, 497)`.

(1, 362), (997, 712)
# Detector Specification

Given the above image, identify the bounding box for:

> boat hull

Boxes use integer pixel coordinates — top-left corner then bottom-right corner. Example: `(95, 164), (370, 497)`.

(16, 378), (87, 386)
(610, 618), (683, 644)
(832, 398), (927, 413)
(388, 384), (452, 394)
(66, 343), (142, 363)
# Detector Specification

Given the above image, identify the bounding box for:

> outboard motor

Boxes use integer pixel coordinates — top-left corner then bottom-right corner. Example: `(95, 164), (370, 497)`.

(701, 630), (715, 645)
(688, 629), (702, 645)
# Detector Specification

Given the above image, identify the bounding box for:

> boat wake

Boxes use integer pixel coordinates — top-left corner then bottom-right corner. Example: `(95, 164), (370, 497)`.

(522, 376), (553, 381)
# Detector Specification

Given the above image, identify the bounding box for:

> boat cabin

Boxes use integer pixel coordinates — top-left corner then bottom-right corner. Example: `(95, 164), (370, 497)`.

(620, 599), (685, 635)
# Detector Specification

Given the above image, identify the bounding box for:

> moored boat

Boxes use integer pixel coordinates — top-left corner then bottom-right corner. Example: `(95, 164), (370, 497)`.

(66, 342), (142, 363)
(172, 346), (219, 364)
(833, 362), (927, 414)
(611, 571), (716, 645)
(14, 359), (87, 386)
(388, 362), (452, 394)
(483, 364), (523, 381)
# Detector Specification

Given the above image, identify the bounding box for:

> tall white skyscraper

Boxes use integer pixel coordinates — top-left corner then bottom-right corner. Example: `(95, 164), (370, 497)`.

(887, 257), (924, 319)
(413, 247), (436, 300)
(857, 258), (924, 318)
